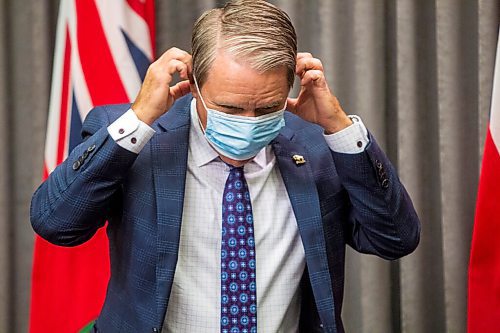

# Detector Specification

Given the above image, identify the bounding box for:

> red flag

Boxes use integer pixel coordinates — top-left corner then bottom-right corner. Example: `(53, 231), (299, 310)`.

(468, 30), (500, 332)
(30, 1), (155, 332)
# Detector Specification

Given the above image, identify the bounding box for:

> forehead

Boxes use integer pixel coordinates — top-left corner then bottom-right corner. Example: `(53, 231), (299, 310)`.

(202, 50), (289, 103)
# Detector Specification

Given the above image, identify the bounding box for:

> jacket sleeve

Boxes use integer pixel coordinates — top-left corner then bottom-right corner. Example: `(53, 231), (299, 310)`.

(331, 134), (421, 260)
(30, 105), (139, 246)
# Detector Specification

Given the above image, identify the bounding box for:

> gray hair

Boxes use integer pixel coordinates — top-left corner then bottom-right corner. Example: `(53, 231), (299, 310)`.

(191, 0), (297, 88)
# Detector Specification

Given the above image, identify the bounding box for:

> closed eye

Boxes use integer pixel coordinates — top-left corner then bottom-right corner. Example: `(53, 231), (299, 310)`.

(213, 101), (284, 115)
(221, 105), (243, 110)
(214, 103), (244, 113)
(255, 102), (285, 114)
(256, 106), (278, 112)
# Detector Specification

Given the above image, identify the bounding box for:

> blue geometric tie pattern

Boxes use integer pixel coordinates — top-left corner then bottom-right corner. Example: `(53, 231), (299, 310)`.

(221, 166), (257, 333)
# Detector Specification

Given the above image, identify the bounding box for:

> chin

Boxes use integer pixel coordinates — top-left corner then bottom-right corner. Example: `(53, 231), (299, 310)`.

(220, 155), (252, 167)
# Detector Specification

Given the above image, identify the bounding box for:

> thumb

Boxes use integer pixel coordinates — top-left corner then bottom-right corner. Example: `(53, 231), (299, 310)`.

(287, 97), (298, 114)
(170, 80), (191, 101)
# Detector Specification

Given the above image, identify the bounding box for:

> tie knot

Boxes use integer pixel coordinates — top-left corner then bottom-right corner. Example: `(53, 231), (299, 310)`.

(229, 166), (244, 182)
(230, 166), (244, 173)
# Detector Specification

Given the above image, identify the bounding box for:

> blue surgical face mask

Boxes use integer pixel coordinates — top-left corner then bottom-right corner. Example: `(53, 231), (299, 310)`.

(194, 76), (286, 161)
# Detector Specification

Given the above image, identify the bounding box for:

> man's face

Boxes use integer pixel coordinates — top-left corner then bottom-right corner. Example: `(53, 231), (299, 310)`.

(192, 50), (290, 129)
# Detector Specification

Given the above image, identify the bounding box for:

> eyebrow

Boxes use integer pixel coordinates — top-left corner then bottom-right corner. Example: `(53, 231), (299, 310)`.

(214, 100), (283, 111)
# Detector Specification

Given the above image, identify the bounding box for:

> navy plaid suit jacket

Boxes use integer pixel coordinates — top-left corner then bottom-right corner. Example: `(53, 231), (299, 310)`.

(31, 94), (420, 333)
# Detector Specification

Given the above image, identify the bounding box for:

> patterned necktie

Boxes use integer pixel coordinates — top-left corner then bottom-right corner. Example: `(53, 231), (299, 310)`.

(221, 166), (257, 333)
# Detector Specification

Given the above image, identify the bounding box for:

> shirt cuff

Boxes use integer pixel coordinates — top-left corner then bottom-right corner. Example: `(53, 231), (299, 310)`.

(323, 115), (370, 154)
(107, 109), (155, 154)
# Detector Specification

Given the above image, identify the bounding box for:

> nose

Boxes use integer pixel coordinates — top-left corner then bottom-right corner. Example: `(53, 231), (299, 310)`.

(239, 110), (260, 117)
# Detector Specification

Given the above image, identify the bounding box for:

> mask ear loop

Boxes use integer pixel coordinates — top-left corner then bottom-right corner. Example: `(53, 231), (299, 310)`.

(193, 74), (207, 133)
(197, 112), (206, 134)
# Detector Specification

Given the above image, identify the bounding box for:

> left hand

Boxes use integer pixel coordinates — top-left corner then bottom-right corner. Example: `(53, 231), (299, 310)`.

(287, 53), (352, 134)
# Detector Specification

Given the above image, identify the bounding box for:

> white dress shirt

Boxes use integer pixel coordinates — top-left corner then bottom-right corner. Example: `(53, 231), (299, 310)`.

(107, 99), (369, 332)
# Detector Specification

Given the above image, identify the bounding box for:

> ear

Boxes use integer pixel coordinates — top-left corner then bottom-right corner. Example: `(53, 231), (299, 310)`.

(190, 81), (199, 99)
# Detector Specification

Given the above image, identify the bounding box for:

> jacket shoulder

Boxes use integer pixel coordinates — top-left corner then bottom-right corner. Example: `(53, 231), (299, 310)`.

(283, 111), (326, 140)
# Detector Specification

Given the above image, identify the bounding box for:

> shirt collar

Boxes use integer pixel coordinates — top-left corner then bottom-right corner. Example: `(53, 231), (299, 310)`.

(189, 98), (271, 169)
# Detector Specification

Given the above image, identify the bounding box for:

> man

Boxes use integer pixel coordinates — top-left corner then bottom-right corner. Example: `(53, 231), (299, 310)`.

(30, 1), (420, 332)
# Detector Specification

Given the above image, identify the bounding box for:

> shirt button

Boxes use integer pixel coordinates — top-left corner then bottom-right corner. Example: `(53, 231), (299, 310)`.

(357, 141), (363, 148)
(131, 137), (137, 144)
(118, 128), (125, 134)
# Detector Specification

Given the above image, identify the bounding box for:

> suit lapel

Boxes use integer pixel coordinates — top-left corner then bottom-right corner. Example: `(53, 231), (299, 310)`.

(272, 131), (337, 333)
(151, 96), (191, 326)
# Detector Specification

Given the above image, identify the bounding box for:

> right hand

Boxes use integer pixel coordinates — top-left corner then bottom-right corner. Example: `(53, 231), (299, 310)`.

(132, 47), (192, 125)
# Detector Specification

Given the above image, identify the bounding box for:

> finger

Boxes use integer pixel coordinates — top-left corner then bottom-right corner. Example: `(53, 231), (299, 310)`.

(160, 47), (192, 63)
(170, 80), (191, 101)
(177, 54), (193, 82)
(297, 52), (313, 60)
(301, 69), (327, 87)
(296, 58), (324, 76)
(157, 48), (192, 73)
(169, 50), (193, 75)
(145, 57), (188, 87)
(165, 59), (190, 80)
(286, 97), (298, 113)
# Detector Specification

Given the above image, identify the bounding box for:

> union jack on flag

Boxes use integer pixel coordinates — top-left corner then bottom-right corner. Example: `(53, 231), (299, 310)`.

(30, 1), (155, 332)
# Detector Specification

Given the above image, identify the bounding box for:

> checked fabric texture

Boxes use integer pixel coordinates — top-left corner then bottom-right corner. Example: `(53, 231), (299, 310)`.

(221, 166), (257, 333)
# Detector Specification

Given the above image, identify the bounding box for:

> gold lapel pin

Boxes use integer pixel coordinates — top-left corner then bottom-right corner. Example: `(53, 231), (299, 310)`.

(292, 154), (306, 165)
